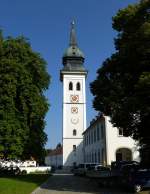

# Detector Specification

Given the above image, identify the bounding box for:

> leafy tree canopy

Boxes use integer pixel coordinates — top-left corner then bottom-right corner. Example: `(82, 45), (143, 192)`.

(90, 0), (150, 166)
(0, 32), (50, 162)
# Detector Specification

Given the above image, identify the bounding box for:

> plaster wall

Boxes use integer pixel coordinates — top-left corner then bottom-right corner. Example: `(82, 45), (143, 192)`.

(63, 139), (83, 166)
(83, 116), (140, 166)
(45, 155), (63, 167)
(62, 73), (86, 167)
(105, 116), (140, 165)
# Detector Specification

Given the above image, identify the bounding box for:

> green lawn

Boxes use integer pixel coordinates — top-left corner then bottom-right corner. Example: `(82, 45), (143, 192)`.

(0, 174), (50, 194)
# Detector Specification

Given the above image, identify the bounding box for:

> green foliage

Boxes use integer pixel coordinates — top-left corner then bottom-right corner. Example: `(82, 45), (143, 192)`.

(0, 174), (50, 194)
(0, 33), (50, 161)
(90, 0), (150, 166)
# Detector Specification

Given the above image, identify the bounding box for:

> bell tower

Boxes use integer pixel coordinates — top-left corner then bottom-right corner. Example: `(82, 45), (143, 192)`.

(60, 21), (87, 167)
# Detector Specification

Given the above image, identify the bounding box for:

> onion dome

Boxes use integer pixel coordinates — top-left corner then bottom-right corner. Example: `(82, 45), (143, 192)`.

(62, 21), (85, 71)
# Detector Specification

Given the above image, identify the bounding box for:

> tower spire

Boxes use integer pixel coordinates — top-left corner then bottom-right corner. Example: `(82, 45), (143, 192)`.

(70, 20), (77, 47)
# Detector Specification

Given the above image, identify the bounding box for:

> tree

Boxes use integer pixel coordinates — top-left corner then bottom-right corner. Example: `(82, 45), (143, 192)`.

(0, 31), (50, 162)
(90, 0), (150, 167)
(56, 143), (62, 149)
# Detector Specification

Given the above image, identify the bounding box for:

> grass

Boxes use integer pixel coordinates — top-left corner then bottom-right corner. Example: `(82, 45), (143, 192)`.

(0, 174), (50, 194)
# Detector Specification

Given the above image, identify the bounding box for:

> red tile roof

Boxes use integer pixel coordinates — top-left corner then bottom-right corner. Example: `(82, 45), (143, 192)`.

(47, 146), (62, 156)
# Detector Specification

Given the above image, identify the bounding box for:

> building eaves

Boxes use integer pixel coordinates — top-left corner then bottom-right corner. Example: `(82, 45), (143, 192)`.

(82, 114), (105, 135)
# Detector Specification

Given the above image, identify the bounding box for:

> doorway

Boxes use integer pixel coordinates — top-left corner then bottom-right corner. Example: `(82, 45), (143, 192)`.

(116, 148), (132, 161)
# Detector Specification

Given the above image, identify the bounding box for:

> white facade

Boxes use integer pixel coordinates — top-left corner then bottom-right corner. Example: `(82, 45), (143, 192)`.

(60, 22), (87, 167)
(45, 154), (63, 167)
(62, 73), (87, 167)
(83, 115), (140, 166)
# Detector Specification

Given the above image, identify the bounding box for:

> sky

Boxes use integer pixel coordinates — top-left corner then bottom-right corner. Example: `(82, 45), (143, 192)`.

(0, 0), (138, 149)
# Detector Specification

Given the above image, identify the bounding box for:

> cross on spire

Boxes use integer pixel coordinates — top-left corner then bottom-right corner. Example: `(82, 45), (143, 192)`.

(69, 20), (77, 47)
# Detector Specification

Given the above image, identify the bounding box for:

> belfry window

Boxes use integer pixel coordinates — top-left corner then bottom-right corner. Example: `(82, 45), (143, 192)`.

(73, 129), (77, 136)
(69, 82), (73, 90)
(73, 145), (76, 152)
(76, 82), (80, 91)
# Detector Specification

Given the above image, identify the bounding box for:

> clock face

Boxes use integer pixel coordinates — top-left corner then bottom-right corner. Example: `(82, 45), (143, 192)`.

(70, 95), (79, 103)
(71, 118), (79, 124)
(71, 107), (78, 114)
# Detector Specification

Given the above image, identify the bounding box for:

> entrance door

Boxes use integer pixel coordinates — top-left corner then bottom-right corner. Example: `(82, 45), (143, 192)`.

(116, 153), (122, 161)
(116, 148), (132, 161)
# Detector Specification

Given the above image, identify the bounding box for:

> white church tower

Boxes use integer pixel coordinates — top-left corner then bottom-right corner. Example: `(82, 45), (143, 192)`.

(60, 22), (87, 167)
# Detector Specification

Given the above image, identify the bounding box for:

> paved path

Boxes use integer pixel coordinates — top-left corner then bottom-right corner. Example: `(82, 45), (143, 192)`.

(32, 173), (132, 194)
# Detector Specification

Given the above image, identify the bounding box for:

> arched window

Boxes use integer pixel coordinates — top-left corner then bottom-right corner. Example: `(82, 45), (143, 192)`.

(69, 82), (73, 90)
(73, 129), (77, 136)
(73, 145), (76, 151)
(76, 82), (80, 91)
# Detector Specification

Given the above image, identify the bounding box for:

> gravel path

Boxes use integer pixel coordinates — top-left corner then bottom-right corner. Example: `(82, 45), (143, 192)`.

(31, 173), (132, 194)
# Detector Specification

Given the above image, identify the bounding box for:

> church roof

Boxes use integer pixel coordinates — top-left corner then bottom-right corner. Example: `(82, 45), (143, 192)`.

(63, 46), (84, 58)
(61, 21), (87, 73)
(47, 146), (63, 156)
(63, 21), (84, 58)
(82, 114), (105, 135)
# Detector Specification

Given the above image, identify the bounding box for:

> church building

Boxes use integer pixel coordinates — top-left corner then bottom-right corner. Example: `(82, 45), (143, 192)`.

(60, 22), (87, 167)
(83, 114), (140, 166)
(59, 22), (139, 168)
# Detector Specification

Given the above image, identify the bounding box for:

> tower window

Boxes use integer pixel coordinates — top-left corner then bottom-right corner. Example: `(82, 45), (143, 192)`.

(69, 82), (73, 90)
(73, 129), (77, 136)
(73, 145), (76, 151)
(118, 128), (124, 136)
(101, 124), (105, 139)
(76, 82), (80, 91)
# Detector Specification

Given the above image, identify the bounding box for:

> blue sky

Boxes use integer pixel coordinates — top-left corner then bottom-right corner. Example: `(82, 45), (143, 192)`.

(0, 0), (137, 148)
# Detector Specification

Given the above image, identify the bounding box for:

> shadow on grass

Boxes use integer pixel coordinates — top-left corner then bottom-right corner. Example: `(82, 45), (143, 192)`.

(0, 174), (51, 186)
